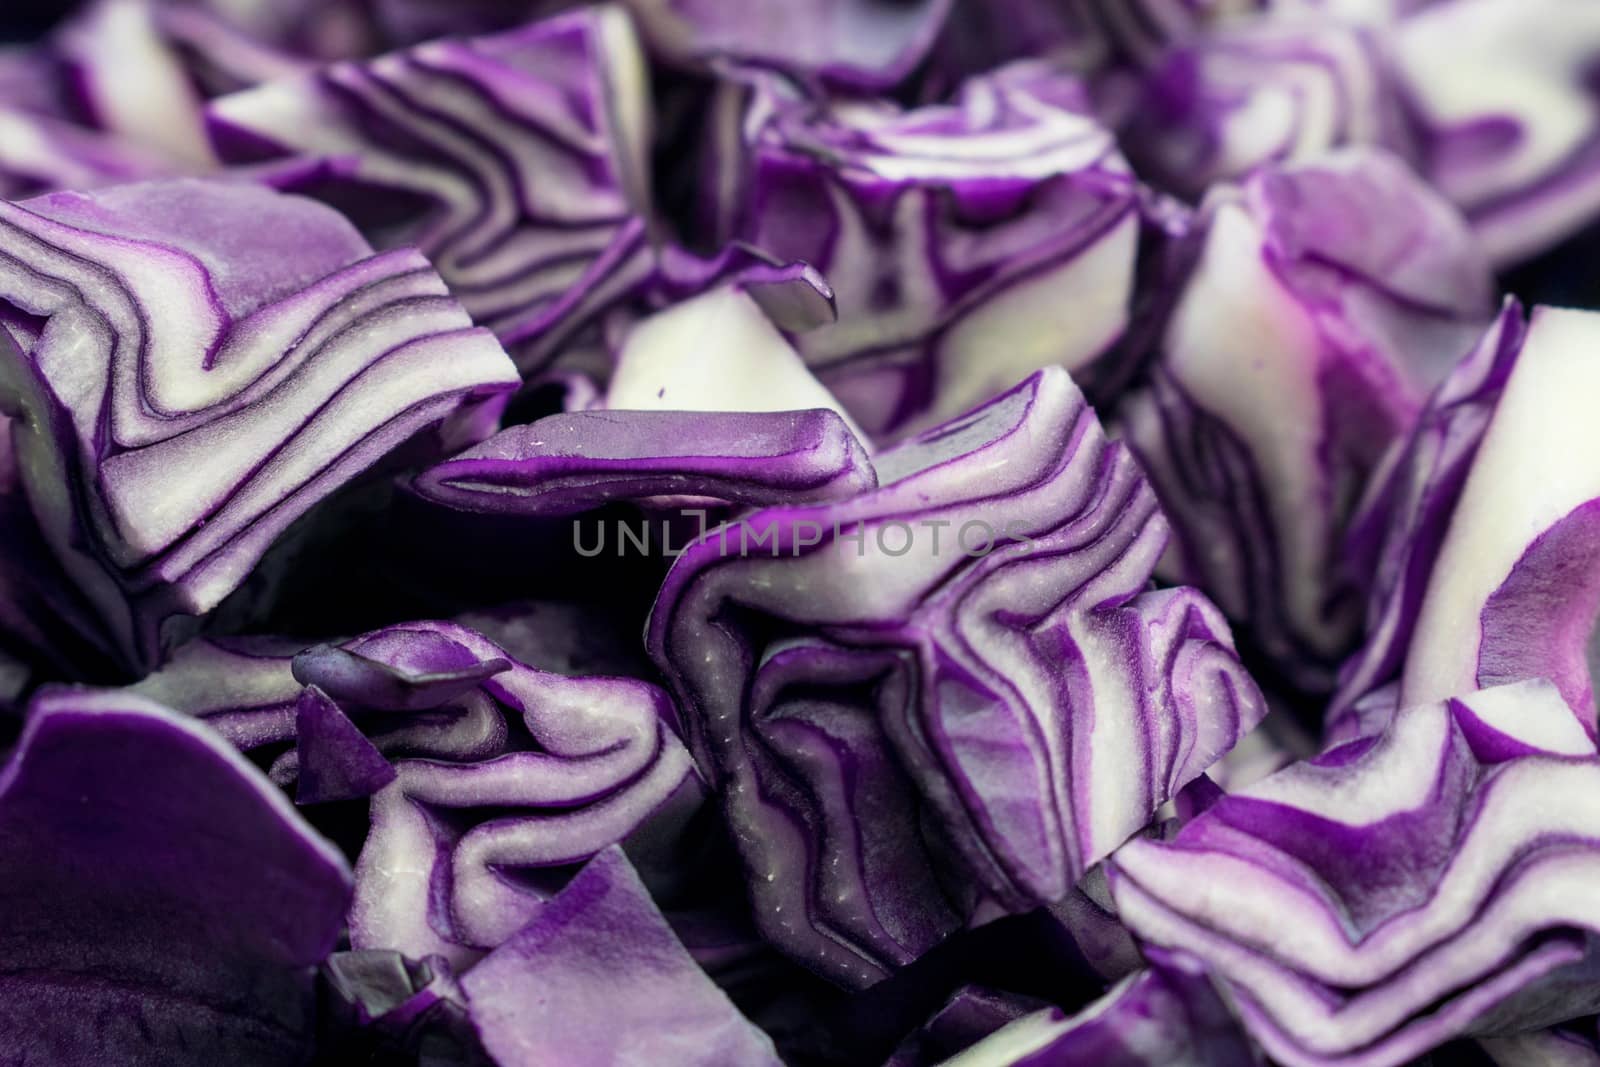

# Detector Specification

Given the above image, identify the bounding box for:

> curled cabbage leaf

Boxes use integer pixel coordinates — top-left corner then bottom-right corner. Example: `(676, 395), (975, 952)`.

(123, 619), (702, 973)
(1110, 680), (1600, 1067)
(648, 366), (1266, 986)
(408, 262), (872, 520)
(0, 688), (352, 1065)
(207, 6), (652, 371)
(0, 179), (519, 674)
(719, 61), (1147, 440)
(1120, 148), (1493, 691)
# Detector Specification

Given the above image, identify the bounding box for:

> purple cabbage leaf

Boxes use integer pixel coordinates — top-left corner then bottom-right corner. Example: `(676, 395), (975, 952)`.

(1391, 305), (1600, 734)
(1110, 679), (1600, 1067)
(714, 60), (1150, 441)
(206, 7), (653, 373)
(414, 408), (877, 517)
(0, 179), (518, 675)
(0, 687), (353, 1065)
(126, 619), (701, 972)
(648, 366), (1266, 986)
(1330, 299), (1524, 726)
(1120, 147), (1494, 691)
(460, 845), (782, 1066)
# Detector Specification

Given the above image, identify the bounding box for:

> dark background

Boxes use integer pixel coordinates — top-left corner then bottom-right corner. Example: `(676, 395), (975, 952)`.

(1, 1), (75, 41)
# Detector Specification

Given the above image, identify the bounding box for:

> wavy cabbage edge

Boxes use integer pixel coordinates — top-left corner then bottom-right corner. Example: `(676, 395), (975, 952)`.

(648, 365), (1265, 987)
(0, 178), (519, 674)
(206, 6), (652, 374)
(125, 619), (701, 972)
(714, 60), (1145, 441)
(1111, 679), (1600, 1067)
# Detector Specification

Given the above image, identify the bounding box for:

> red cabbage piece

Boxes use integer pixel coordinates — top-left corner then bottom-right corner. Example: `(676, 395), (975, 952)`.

(1110, 680), (1600, 1067)
(0, 179), (519, 674)
(56, 0), (219, 165)
(207, 7), (652, 371)
(0, 688), (352, 1065)
(1331, 300), (1524, 726)
(1389, 305), (1600, 733)
(648, 367), (1265, 986)
(293, 628), (513, 712)
(524, 234), (848, 394)
(461, 846), (781, 1065)
(124, 634), (309, 749)
(935, 953), (1258, 1066)
(0, 0), (344, 198)
(415, 408), (877, 517)
(718, 61), (1147, 440)
(1394, 0), (1600, 265)
(0, 0), (202, 197)
(122, 620), (703, 973)
(310, 624), (699, 970)
(1124, 15), (1407, 199)
(1120, 148), (1494, 691)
